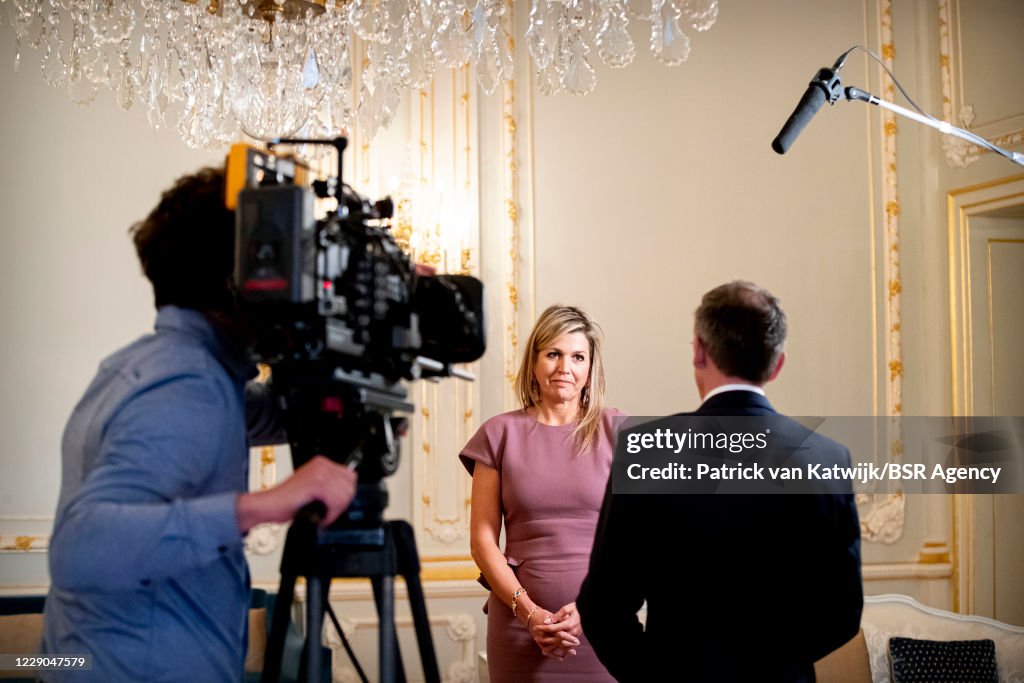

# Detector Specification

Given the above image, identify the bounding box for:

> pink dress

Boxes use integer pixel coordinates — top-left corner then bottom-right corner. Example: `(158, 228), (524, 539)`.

(460, 408), (623, 683)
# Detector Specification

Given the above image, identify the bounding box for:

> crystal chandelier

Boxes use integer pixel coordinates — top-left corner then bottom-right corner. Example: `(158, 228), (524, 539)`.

(4, 0), (718, 149)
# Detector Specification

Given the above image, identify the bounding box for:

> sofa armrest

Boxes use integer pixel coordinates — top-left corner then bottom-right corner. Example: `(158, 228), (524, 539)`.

(862, 594), (1024, 683)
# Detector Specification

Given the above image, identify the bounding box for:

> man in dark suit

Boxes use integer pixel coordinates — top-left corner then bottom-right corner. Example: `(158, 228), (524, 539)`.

(577, 281), (862, 682)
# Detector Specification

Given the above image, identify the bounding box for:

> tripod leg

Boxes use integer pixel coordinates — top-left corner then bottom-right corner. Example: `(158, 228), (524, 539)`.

(263, 572), (296, 683)
(400, 567), (440, 683)
(392, 521), (441, 683)
(370, 575), (404, 683)
(316, 575), (334, 683)
(303, 575), (325, 683)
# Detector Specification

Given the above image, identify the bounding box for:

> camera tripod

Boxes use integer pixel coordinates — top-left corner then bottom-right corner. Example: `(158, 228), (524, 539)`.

(261, 510), (441, 683)
(259, 372), (441, 683)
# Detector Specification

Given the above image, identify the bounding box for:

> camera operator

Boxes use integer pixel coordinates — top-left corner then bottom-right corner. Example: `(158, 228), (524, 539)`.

(40, 167), (357, 682)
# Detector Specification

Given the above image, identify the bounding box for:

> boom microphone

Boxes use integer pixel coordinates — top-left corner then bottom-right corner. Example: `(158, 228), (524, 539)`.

(771, 67), (843, 154)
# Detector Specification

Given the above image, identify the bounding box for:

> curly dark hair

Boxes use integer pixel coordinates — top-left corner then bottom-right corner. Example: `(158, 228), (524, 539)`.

(130, 166), (235, 311)
(694, 281), (787, 384)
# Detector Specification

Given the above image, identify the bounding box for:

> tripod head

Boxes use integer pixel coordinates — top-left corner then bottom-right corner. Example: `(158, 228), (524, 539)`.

(272, 363), (414, 530)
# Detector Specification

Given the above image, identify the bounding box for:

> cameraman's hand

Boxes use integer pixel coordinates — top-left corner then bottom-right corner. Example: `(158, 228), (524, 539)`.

(236, 455), (357, 532)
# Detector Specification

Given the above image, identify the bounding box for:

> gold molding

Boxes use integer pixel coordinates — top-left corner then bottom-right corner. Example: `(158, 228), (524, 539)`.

(501, 0), (522, 402)
(917, 539), (951, 565)
(959, 191), (1024, 212)
(496, 0), (536, 408)
(952, 493), (961, 611)
(0, 518), (52, 554)
(879, 0), (902, 424)
(256, 446), (277, 491)
(0, 535), (48, 553)
(947, 172), (1024, 197)
(421, 565), (480, 582)
(418, 555), (478, 583)
(858, 0), (906, 545)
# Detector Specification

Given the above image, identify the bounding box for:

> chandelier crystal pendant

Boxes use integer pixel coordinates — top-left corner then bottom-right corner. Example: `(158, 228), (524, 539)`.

(3, 0), (718, 149)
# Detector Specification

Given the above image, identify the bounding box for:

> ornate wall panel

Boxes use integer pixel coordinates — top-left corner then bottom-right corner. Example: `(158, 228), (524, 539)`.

(947, 174), (1024, 616)
(496, 0), (537, 412)
(938, 0), (1024, 168)
(324, 611), (479, 683)
(405, 0), (538, 576)
(407, 63), (482, 574)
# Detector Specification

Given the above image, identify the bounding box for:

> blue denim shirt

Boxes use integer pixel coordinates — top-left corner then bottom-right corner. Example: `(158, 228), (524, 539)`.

(42, 306), (255, 682)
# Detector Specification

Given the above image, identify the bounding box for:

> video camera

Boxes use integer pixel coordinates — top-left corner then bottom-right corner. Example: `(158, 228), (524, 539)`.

(227, 137), (485, 526)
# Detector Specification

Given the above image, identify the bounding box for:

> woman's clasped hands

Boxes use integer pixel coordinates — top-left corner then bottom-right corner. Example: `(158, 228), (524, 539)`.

(527, 602), (582, 661)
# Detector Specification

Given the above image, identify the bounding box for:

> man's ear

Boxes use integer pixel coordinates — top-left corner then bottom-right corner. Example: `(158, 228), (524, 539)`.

(692, 336), (707, 369)
(766, 352), (786, 382)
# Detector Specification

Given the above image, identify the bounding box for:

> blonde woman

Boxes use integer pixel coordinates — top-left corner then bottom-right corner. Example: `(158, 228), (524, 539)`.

(459, 305), (623, 682)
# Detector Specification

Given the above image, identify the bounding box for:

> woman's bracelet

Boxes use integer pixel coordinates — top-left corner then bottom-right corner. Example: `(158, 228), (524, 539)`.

(525, 607), (538, 628)
(511, 587), (527, 617)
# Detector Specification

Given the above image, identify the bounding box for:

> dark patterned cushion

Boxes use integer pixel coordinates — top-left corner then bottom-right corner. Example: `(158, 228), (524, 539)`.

(889, 636), (998, 683)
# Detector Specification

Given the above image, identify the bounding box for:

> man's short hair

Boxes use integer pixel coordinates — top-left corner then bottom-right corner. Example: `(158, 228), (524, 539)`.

(694, 281), (787, 383)
(130, 167), (235, 311)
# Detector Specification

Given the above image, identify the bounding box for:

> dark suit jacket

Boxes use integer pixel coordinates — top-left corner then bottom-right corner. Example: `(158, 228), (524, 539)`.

(577, 390), (863, 682)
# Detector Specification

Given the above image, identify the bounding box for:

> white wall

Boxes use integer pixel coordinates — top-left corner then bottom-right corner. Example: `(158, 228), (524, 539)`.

(528, 0), (877, 417)
(0, 33), (224, 585)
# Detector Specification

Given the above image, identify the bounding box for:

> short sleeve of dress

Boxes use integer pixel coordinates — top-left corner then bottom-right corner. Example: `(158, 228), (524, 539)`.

(602, 407), (627, 440)
(458, 414), (507, 476)
(604, 407), (627, 423)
